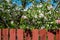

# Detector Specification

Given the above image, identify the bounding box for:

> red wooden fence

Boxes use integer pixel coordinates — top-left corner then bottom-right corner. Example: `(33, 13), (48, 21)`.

(0, 29), (60, 40)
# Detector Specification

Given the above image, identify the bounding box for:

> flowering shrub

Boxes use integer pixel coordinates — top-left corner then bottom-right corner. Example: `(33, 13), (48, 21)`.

(19, 2), (60, 30)
(0, 0), (60, 30)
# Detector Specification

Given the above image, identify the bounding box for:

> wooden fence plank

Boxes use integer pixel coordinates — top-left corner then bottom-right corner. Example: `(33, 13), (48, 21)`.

(17, 29), (23, 40)
(59, 30), (60, 40)
(56, 30), (59, 40)
(39, 29), (46, 40)
(2, 29), (8, 40)
(0, 29), (1, 40)
(47, 32), (54, 40)
(32, 29), (38, 40)
(10, 29), (16, 40)
(56, 30), (60, 40)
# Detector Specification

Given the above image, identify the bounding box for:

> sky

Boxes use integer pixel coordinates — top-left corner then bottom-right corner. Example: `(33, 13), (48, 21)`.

(12, 0), (58, 9)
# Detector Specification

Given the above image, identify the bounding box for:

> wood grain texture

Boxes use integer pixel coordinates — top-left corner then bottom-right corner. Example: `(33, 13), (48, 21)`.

(32, 29), (39, 40)
(2, 29), (8, 40)
(10, 29), (16, 40)
(39, 29), (46, 40)
(47, 32), (54, 40)
(17, 29), (23, 40)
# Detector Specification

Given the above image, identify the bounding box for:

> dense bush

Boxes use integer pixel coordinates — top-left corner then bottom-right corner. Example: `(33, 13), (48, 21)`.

(0, 0), (60, 30)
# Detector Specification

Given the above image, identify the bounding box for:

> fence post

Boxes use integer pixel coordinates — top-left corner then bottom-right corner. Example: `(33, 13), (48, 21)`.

(2, 29), (8, 40)
(10, 29), (16, 40)
(0, 29), (1, 40)
(47, 31), (54, 40)
(32, 29), (39, 40)
(39, 29), (46, 40)
(17, 29), (23, 40)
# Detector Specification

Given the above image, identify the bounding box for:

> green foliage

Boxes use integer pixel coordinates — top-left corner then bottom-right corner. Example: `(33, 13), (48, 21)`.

(0, 0), (60, 30)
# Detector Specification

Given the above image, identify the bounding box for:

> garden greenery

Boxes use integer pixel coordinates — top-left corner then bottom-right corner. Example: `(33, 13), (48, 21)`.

(0, 0), (60, 30)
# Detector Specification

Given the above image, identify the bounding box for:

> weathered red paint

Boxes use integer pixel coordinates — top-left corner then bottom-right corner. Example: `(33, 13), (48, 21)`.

(17, 29), (23, 40)
(39, 29), (46, 40)
(59, 30), (60, 40)
(1, 29), (60, 40)
(2, 29), (8, 40)
(47, 32), (54, 40)
(10, 29), (16, 40)
(32, 29), (39, 40)
(56, 30), (59, 40)
(0, 29), (1, 40)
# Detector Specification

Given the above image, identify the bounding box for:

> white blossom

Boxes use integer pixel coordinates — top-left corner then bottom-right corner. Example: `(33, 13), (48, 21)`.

(32, 19), (35, 23)
(8, 10), (10, 12)
(41, 26), (45, 29)
(38, 10), (41, 13)
(48, 11), (52, 14)
(6, 0), (10, 2)
(37, 3), (43, 8)
(44, 17), (47, 20)
(39, 13), (44, 18)
(47, 5), (53, 10)
(47, 24), (49, 27)
(23, 9), (28, 11)
(34, 15), (38, 18)
(4, 17), (6, 19)
(56, 11), (59, 13)
(11, 21), (14, 24)
(50, 22), (53, 24)
(56, 20), (60, 24)
(22, 15), (27, 19)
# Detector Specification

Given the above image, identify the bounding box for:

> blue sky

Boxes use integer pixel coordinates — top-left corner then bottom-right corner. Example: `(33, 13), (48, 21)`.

(12, 0), (58, 9)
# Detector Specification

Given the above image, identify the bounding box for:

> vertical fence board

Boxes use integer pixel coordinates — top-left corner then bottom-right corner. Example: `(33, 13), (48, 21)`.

(2, 29), (8, 40)
(47, 32), (54, 40)
(56, 30), (59, 40)
(56, 30), (60, 40)
(0, 29), (1, 40)
(59, 30), (60, 40)
(17, 29), (23, 40)
(39, 29), (46, 40)
(10, 29), (16, 40)
(32, 29), (38, 40)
